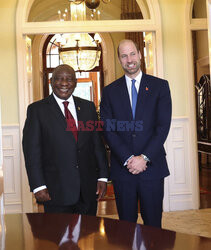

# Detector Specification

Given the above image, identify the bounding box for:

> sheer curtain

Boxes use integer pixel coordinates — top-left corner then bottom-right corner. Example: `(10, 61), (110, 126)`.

(0, 96), (4, 216)
(0, 97), (2, 169)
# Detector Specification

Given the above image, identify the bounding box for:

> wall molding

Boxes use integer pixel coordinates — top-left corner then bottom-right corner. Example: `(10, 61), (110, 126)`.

(1, 116), (199, 213)
(2, 124), (22, 213)
(164, 116), (198, 211)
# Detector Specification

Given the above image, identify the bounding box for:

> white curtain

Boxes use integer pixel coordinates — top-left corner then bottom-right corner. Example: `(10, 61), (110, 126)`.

(0, 97), (2, 168)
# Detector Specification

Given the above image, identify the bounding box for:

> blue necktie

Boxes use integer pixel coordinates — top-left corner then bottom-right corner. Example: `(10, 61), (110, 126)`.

(131, 79), (137, 119)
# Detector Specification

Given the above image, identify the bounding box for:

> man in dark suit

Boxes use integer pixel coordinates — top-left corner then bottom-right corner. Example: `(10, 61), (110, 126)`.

(23, 64), (108, 215)
(100, 39), (172, 227)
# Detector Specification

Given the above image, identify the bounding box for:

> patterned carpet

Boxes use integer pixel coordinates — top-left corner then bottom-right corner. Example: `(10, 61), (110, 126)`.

(99, 209), (211, 238)
(100, 183), (211, 238)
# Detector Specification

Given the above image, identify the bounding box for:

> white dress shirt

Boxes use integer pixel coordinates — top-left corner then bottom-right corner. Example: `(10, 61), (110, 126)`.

(125, 70), (142, 106)
(123, 71), (150, 165)
(33, 94), (107, 194)
(53, 93), (78, 127)
(59, 215), (81, 246)
(123, 71), (142, 166)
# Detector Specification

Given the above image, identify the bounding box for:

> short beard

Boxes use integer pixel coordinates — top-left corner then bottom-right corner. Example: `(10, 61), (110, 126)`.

(124, 66), (140, 76)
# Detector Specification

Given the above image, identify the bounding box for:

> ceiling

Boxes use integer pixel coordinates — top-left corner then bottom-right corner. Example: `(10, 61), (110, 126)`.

(28, 0), (147, 22)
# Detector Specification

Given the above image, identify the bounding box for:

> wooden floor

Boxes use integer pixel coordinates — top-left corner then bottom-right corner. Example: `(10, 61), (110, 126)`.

(36, 165), (211, 238)
(97, 166), (211, 238)
(97, 165), (211, 216)
(97, 182), (117, 216)
(39, 165), (211, 215)
(199, 165), (211, 209)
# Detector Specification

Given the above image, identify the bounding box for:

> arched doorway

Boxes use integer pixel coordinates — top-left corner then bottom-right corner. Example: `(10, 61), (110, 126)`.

(42, 33), (104, 108)
(16, 0), (164, 212)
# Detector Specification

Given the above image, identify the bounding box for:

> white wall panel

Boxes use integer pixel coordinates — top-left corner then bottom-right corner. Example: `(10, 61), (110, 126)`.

(1, 118), (198, 213)
(2, 125), (22, 213)
(164, 117), (197, 211)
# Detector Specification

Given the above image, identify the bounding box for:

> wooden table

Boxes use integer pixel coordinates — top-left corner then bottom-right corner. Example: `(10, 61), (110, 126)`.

(1, 213), (211, 249)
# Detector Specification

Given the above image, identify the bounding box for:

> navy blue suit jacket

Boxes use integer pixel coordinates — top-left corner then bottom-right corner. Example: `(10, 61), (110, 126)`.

(100, 73), (172, 181)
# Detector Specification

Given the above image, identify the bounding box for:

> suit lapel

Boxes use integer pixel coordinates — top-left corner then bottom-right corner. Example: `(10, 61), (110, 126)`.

(47, 95), (77, 143)
(135, 73), (150, 119)
(73, 96), (83, 143)
(118, 77), (133, 121)
(47, 94), (67, 130)
(118, 74), (150, 121)
(73, 96), (82, 120)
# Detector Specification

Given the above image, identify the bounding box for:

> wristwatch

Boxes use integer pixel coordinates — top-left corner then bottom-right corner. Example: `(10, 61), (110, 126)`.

(141, 154), (150, 162)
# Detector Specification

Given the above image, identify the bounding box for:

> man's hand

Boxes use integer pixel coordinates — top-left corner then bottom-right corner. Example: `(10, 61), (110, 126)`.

(34, 188), (51, 202)
(127, 155), (147, 175)
(96, 181), (107, 201)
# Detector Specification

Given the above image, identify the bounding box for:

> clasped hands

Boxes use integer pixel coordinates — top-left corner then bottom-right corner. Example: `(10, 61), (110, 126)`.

(127, 155), (147, 175)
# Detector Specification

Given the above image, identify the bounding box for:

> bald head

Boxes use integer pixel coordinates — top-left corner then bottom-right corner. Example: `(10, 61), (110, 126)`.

(117, 39), (140, 58)
(117, 39), (142, 78)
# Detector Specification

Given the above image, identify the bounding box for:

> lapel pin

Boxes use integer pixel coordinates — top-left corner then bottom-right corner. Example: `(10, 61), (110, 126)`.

(146, 87), (149, 91)
(78, 107), (80, 111)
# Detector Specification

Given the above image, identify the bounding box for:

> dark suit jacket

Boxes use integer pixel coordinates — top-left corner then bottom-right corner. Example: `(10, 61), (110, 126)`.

(22, 94), (108, 206)
(100, 73), (172, 181)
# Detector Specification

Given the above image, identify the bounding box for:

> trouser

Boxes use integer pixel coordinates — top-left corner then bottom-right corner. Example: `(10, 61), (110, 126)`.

(43, 194), (97, 216)
(113, 178), (164, 228)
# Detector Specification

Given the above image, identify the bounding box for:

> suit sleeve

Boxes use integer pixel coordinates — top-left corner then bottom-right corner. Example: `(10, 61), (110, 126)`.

(22, 104), (46, 191)
(142, 80), (172, 162)
(90, 102), (109, 178)
(100, 88), (133, 165)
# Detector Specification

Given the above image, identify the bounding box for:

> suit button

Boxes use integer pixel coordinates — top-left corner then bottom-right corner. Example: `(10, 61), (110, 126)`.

(76, 166), (79, 169)
(132, 134), (136, 138)
(78, 150), (80, 153)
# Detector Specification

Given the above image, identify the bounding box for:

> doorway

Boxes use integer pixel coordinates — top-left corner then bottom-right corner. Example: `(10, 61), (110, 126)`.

(192, 30), (211, 208)
(42, 33), (104, 108)
(16, 0), (165, 213)
(32, 29), (156, 213)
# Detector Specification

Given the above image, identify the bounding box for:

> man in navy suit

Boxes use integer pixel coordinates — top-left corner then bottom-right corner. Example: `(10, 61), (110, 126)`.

(100, 39), (172, 227)
(23, 64), (108, 214)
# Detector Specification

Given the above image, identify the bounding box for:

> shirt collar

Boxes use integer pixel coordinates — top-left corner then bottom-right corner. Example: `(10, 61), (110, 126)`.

(125, 70), (143, 84)
(53, 93), (74, 105)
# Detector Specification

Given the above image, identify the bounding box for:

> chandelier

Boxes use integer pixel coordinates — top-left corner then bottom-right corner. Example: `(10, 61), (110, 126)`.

(58, 33), (102, 72)
(58, 0), (111, 21)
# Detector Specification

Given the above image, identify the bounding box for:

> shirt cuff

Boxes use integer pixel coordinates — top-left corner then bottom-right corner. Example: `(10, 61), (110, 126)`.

(141, 154), (150, 162)
(98, 178), (108, 182)
(33, 185), (47, 194)
(123, 155), (134, 166)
